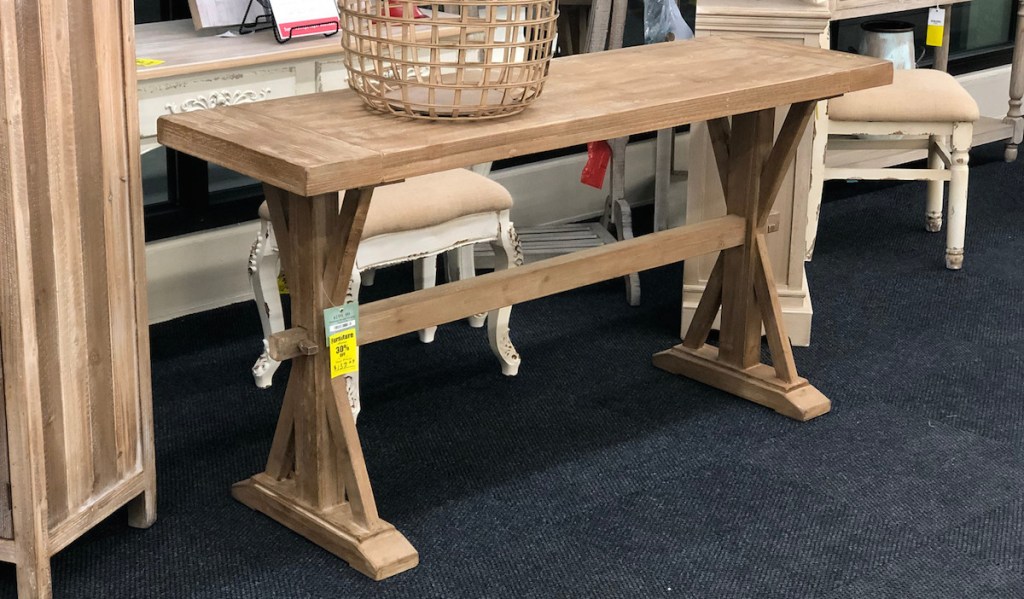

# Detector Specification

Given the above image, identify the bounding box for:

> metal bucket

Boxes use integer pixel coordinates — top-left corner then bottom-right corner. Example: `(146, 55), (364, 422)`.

(858, 20), (916, 70)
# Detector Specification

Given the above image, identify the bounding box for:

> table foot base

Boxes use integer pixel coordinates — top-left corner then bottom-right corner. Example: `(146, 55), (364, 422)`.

(653, 344), (830, 421)
(233, 474), (419, 580)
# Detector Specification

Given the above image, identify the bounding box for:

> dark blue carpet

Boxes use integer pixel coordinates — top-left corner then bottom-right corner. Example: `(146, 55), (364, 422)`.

(1, 142), (1021, 598)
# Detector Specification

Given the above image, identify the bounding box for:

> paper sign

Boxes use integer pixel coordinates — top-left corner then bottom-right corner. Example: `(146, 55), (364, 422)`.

(926, 7), (945, 47)
(324, 304), (358, 378)
(268, 0), (340, 40)
(329, 329), (358, 378)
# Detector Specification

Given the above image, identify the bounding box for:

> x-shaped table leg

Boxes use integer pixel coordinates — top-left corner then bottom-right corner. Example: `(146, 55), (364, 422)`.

(232, 185), (418, 580)
(653, 102), (830, 421)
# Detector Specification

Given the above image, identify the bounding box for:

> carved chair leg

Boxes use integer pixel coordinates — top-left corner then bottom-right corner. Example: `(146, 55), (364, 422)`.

(926, 134), (945, 233)
(414, 256), (438, 342)
(448, 245), (486, 328)
(945, 123), (972, 270)
(614, 197), (641, 306)
(486, 215), (523, 376)
(601, 137), (640, 306)
(251, 218), (285, 388)
(346, 269), (362, 421)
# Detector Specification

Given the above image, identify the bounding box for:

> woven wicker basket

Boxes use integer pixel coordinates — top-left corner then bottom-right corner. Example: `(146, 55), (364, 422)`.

(339, 0), (558, 120)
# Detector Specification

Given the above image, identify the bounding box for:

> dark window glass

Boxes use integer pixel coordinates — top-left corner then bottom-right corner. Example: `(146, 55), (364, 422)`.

(831, 1), (1018, 74)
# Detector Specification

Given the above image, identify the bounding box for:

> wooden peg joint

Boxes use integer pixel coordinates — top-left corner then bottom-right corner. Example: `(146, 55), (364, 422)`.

(268, 327), (319, 361)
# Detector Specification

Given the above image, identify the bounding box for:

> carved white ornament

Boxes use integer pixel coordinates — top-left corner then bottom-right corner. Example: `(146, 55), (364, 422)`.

(165, 88), (272, 114)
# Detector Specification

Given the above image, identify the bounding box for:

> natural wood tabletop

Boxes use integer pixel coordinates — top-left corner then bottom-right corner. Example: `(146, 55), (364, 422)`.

(158, 36), (892, 196)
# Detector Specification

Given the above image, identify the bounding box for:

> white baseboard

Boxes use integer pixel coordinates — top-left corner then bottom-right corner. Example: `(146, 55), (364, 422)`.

(145, 222), (260, 323)
(143, 65), (1010, 323)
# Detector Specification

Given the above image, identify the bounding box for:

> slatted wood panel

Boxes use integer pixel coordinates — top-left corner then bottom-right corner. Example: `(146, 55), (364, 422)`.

(0, 0), (156, 595)
(0, 344), (11, 539)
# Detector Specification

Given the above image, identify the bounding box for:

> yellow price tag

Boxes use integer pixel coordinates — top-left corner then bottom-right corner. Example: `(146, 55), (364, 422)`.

(329, 329), (358, 378)
(926, 7), (945, 47)
(136, 58), (165, 68)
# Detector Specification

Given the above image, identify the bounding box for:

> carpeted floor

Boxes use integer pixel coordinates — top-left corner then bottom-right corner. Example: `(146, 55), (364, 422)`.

(1, 141), (1021, 598)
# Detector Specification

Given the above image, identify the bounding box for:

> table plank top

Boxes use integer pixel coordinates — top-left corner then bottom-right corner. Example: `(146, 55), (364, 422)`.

(157, 36), (892, 196)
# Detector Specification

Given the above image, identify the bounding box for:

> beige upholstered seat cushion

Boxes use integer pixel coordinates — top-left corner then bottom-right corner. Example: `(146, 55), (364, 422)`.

(258, 168), (513, 238)
(828, 69), (979, 123)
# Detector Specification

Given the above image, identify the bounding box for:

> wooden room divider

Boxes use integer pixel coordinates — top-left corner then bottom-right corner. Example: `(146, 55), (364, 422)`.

(0, 0), (156, 597)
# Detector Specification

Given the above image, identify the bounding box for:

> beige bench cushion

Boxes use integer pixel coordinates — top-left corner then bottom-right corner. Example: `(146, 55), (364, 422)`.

(828, 69), (979, 123)
(258, 168), (513, 238)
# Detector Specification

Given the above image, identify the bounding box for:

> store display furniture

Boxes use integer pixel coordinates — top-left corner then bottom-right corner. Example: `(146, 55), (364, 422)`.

(0, 0), (157, 597)
(824, 70), (979, 269)
(158, 37), (891, 582)
(249, 168), (524, 400)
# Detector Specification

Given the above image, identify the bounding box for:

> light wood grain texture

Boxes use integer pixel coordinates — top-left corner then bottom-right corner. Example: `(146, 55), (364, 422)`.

(718, 109), (773, 369)
(268, 328), (319, 361)
(73, 0), (120, 502)
(653, 345), (829, 421)
(753, 234), (798, 383)
(0, 1), (53, 590)
(359, 216), (746, 345)
(707, 117), (731, 195)
(0, 0), (156, 595)
(234, 186), (413, 574)
(682, 255), (724, 350)
(829, 0), (969, 21)
(683, 2), (831, 349)
(658, 106), (829, 418)
(233, 475), (417, 580)
(159, 36), (892, 196)
(0, 540), (16, 565)
(123, 0), (159, 530)
(758, 100), (815, 227)
(162, 40), (882, 583)
(0, 346), (11, 539)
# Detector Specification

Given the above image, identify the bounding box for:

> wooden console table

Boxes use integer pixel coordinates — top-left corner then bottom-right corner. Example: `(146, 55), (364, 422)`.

(158, 38), (891, 581)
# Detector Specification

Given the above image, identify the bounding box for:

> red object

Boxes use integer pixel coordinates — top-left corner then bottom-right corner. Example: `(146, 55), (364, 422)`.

(277, 17), (340, 40)
(387, 4), (427, 18)
(581, 141), (612, 189)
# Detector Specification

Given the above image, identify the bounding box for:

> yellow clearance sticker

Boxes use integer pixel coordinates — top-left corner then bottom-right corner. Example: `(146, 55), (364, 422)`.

(926, 8), (945, 47)
(329, 329), (358, 378)
(136, 58), (165, 67)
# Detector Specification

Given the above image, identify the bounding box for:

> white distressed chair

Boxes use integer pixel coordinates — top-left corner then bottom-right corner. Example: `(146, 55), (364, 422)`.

(823, 69), (980, 269)
(248, 168), (523, 415)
